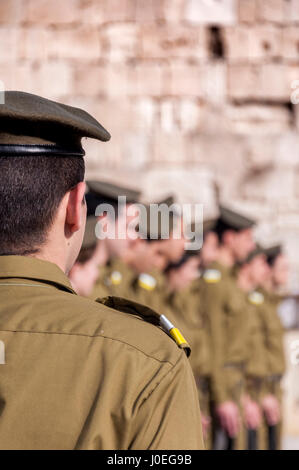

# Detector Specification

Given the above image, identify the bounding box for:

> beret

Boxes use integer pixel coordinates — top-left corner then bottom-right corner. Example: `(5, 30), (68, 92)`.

(214, 205), (256, 234)
(0, 90), (110, 157)
(87, 180), (141, 204)
(241, 244), (266, 266)
(138, 194), (178, 240)
(264, 244), (282, 266)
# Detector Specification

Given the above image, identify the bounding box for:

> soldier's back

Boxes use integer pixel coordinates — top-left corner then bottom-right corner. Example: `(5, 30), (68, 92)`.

(0, 256), (203, 450)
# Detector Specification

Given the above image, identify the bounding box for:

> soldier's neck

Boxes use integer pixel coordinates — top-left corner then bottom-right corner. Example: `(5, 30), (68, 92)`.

(217, 245), (235, 268)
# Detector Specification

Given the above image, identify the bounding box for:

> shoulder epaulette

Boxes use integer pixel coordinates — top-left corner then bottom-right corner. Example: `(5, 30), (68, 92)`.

(110, 271), (122, 286)
(203, 269), (221, 284)
(97, 296), (191, 357)
(248, 291), (264, 305)
(138, 273), (157, 291)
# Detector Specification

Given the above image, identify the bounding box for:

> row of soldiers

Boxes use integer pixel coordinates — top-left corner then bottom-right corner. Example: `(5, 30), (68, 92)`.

(69, 179), (287, 450)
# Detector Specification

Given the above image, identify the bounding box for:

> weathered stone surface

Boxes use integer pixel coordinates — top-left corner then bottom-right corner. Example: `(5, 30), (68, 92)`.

(25, 0), (80, 24)
(0, 0), (23, 23)
(256, 0), (287, 24)
(169, 62), (202, 96)
(140, 24), (208, 60)
(184, 0), (237, 25)
(46, 26), (101, 60)
(238, 0), (257, 23)
(102, 24), (140, 62)
(224, 25), (283, 62)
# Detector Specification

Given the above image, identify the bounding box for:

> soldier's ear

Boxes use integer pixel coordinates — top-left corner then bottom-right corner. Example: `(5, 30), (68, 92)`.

(66, 182), (86, 233)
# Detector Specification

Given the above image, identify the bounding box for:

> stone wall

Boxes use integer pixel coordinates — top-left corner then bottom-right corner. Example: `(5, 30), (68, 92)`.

(1, 0), (299, 289)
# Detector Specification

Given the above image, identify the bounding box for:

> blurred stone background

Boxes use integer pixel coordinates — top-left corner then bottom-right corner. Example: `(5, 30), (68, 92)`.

(1, 0), (299, 446)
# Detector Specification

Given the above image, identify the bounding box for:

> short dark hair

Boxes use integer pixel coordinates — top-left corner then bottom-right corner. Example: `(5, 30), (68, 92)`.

(0, 156), (85, 256)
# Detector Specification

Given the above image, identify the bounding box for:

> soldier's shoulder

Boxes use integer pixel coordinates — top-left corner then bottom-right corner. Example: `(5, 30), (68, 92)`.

(32, 290), (185, 366)
(202, 267), (222, 284)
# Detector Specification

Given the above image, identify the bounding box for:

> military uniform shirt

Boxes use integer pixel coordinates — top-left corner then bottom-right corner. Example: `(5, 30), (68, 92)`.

(0, 256), (203, 450)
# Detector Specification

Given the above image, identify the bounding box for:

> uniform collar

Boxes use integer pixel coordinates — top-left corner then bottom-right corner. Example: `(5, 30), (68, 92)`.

(0, 256), (76, 294)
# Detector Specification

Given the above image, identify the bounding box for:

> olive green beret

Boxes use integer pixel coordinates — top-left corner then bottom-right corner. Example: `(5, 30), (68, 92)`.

(242, 245), (266, 265)
(0, 91), (110, 157)
(214, 205), (256, 235)
(87, 180), (141, 204)
(138, 194), (177, 240)
(264, 244), (282, 266)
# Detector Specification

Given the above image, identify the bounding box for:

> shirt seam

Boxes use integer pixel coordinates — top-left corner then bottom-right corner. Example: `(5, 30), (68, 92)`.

(0, 328), (178, 366)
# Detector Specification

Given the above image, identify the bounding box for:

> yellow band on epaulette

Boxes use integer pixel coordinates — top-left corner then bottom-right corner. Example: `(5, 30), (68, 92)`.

(169, 327), (188, 347)
(138, 281), (153, 291)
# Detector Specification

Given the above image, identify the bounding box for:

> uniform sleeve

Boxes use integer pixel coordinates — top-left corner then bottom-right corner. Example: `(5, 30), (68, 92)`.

(129, 353), (204, 450)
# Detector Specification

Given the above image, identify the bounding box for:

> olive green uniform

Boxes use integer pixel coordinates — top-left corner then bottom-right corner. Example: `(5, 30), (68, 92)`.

(258, 288), (286, 449)
(166, 284), (212, 447)
(200, 262), (248, 406)
(244, 291), (270, 449)
(200, 262), (250, 448)
(91, 257), (137, 301)
(0, 256), (203, 450)
(133, 268), (168, 315)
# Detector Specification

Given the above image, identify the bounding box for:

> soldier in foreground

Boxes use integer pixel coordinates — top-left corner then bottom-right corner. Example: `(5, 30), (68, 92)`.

(0, 91), (203, 450)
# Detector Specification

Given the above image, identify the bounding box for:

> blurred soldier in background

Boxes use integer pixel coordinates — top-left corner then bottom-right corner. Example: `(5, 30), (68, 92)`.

(199, 207), (256, 449)
(69, 216), (105, 297)
(132, 196), (186, 312)
(85, 180), (141, 300)
(237, 247), (271, 450)
(259, 245), (288, 450)
(165, 248), (212, 446)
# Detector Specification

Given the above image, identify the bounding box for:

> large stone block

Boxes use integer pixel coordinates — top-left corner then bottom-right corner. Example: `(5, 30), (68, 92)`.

(152, 133), (186, 163)
(227, 64), (260, 100)
(105, 64), (131, 98)
(78, 0), (104, 24)
(169, 62), (202, 96)
(224, 25), (283, 62)
(134, 98), (157, 131)
(102, 24), (140, 62)
(228, 63), (290, 101)
(283, 27), (299, 61)
(163, 0), (185, 23)
(224, 103), (291, 134)
(256, 0), (287, 23)
(287, 0), (299, 22)
(121, 132), (151, 170)
(46, 26), (101, 60)
(248, 25), (283, 61)
(102, 0), (135, 22)
(128, 62), (165, 97)
(34, 62), (73, 97)
(201, 63), (227, 103)
(178, 99), (202, 132)
(18, 27), (49, 61)
(238, 0), (257, 23)
(134, 0), (165, 23)
(0, 27), (19, 63)
(72, 64), (107, 96)
(0, 0), (23, 23)
(25, 0), (79, 24)
(140, 24), (208, 60)
(184, 0), (237, 25)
